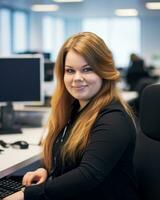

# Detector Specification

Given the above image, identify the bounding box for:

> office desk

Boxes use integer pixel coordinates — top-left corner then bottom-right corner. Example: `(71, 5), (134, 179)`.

(0, 128), (45, 145)
(0, 128), (43, 179)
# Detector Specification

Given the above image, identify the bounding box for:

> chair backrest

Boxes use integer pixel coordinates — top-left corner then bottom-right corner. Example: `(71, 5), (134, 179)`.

(134, 83), (160, 200)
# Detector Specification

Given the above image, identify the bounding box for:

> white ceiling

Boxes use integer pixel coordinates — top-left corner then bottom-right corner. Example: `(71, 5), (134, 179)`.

(0, 0), (160, 18)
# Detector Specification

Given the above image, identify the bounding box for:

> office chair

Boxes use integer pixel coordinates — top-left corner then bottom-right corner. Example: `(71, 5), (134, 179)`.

(134, 84), (160, 200)
(132, 77), (156, 115)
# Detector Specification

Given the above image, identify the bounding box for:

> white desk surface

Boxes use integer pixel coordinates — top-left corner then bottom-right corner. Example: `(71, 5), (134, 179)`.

(0, 145), (41, 178)
(0, 128), (44, 178)
(0, 127), (45, 145)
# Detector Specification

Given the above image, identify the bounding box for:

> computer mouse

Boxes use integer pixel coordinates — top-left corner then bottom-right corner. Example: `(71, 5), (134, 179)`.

(11, 141), (29, 149)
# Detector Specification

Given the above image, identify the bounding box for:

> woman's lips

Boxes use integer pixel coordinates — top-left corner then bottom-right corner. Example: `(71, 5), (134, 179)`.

(72, 85), (87, 90)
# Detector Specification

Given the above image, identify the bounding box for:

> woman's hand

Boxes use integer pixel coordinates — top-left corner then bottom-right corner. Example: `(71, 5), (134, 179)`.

(22, 168), (48, 186)
(3, 191), (24, 200)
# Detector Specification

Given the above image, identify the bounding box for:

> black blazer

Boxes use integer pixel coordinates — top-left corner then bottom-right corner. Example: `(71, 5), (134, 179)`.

(24, 101), (140, 200)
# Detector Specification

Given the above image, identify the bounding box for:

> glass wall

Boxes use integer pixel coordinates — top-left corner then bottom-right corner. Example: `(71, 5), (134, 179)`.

(13, 11), (28, 53)
(42, 16), (65, 61)
(82, 17), (141, 68)
(0, 9), (11, 55)
(0, 6), (141, 67)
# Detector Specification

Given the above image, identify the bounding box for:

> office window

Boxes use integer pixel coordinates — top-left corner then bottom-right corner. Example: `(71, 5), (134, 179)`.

(42, 16), (65, 61)
(64, 18), (86, 38)
(82, 18), (109, 43)
(13, 11), (28, 53)
(43, 16), (53, 53)
(109, 18), (141, 68)
(0, 9), (11, 55)
(82, 18), (141, 68)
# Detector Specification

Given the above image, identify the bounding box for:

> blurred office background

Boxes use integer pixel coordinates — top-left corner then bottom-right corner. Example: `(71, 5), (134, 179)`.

(0, 0), (160, 67)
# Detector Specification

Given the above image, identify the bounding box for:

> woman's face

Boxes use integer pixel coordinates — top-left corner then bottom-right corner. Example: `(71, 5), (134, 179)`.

(64, 50), (102, 109)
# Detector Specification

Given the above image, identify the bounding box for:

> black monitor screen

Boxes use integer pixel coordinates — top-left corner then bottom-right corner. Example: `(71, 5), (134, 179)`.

(0, 56), (44, 104)
(44, 62), (54, 81)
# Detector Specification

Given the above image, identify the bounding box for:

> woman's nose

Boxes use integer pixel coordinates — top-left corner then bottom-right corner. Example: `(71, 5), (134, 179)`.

(73, 72), (84, 81)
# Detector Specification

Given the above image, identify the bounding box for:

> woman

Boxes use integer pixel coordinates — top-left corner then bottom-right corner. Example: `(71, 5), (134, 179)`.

(126, 53), (149, 91)
(4, 32), (139, 200)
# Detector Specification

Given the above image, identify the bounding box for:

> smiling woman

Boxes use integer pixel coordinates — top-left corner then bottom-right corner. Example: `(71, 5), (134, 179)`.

(64, 50), (103, 109)
(3, 32), (140, 200)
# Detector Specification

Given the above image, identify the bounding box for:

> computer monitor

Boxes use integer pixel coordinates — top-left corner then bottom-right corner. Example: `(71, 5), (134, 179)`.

(44, 62), (54, 82)
(0, 55), (44, 134)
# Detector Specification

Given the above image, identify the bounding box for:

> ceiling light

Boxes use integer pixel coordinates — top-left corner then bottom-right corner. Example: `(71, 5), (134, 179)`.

(31, 4), (59, 12)
(146, 2), (160, 10)
(53, 0), (83, 3)
(115, 9), (138, 16)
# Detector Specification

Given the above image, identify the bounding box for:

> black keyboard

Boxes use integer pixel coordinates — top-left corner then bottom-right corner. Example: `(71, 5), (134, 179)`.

(0, 128), (22, 135)
(0, 177), (24, 199)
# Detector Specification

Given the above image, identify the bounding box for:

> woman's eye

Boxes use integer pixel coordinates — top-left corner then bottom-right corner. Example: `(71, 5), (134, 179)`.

(83, 67), (93, 72)
(65, 68), (74, 74)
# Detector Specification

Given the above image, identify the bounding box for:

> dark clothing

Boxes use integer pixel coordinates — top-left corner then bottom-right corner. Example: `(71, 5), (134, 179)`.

(24, 101), (139, 200)
(126, 59), (149, 91)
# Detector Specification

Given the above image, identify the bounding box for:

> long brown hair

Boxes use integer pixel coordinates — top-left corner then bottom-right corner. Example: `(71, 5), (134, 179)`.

(43, 32), (133, 172)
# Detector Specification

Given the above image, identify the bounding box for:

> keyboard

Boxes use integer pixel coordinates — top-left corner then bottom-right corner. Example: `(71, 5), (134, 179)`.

(0, 176), (24, 199)
(0, 128), (22, 135)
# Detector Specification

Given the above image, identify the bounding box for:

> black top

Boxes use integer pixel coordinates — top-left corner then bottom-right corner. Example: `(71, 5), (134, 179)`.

(24, 100), (140, 200)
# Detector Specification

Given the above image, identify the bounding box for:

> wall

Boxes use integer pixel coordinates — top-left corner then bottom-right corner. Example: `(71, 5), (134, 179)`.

(29, 12), (43, 51)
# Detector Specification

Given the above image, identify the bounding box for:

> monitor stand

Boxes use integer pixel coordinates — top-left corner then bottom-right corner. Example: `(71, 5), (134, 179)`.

(0, 102), (22, 134)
